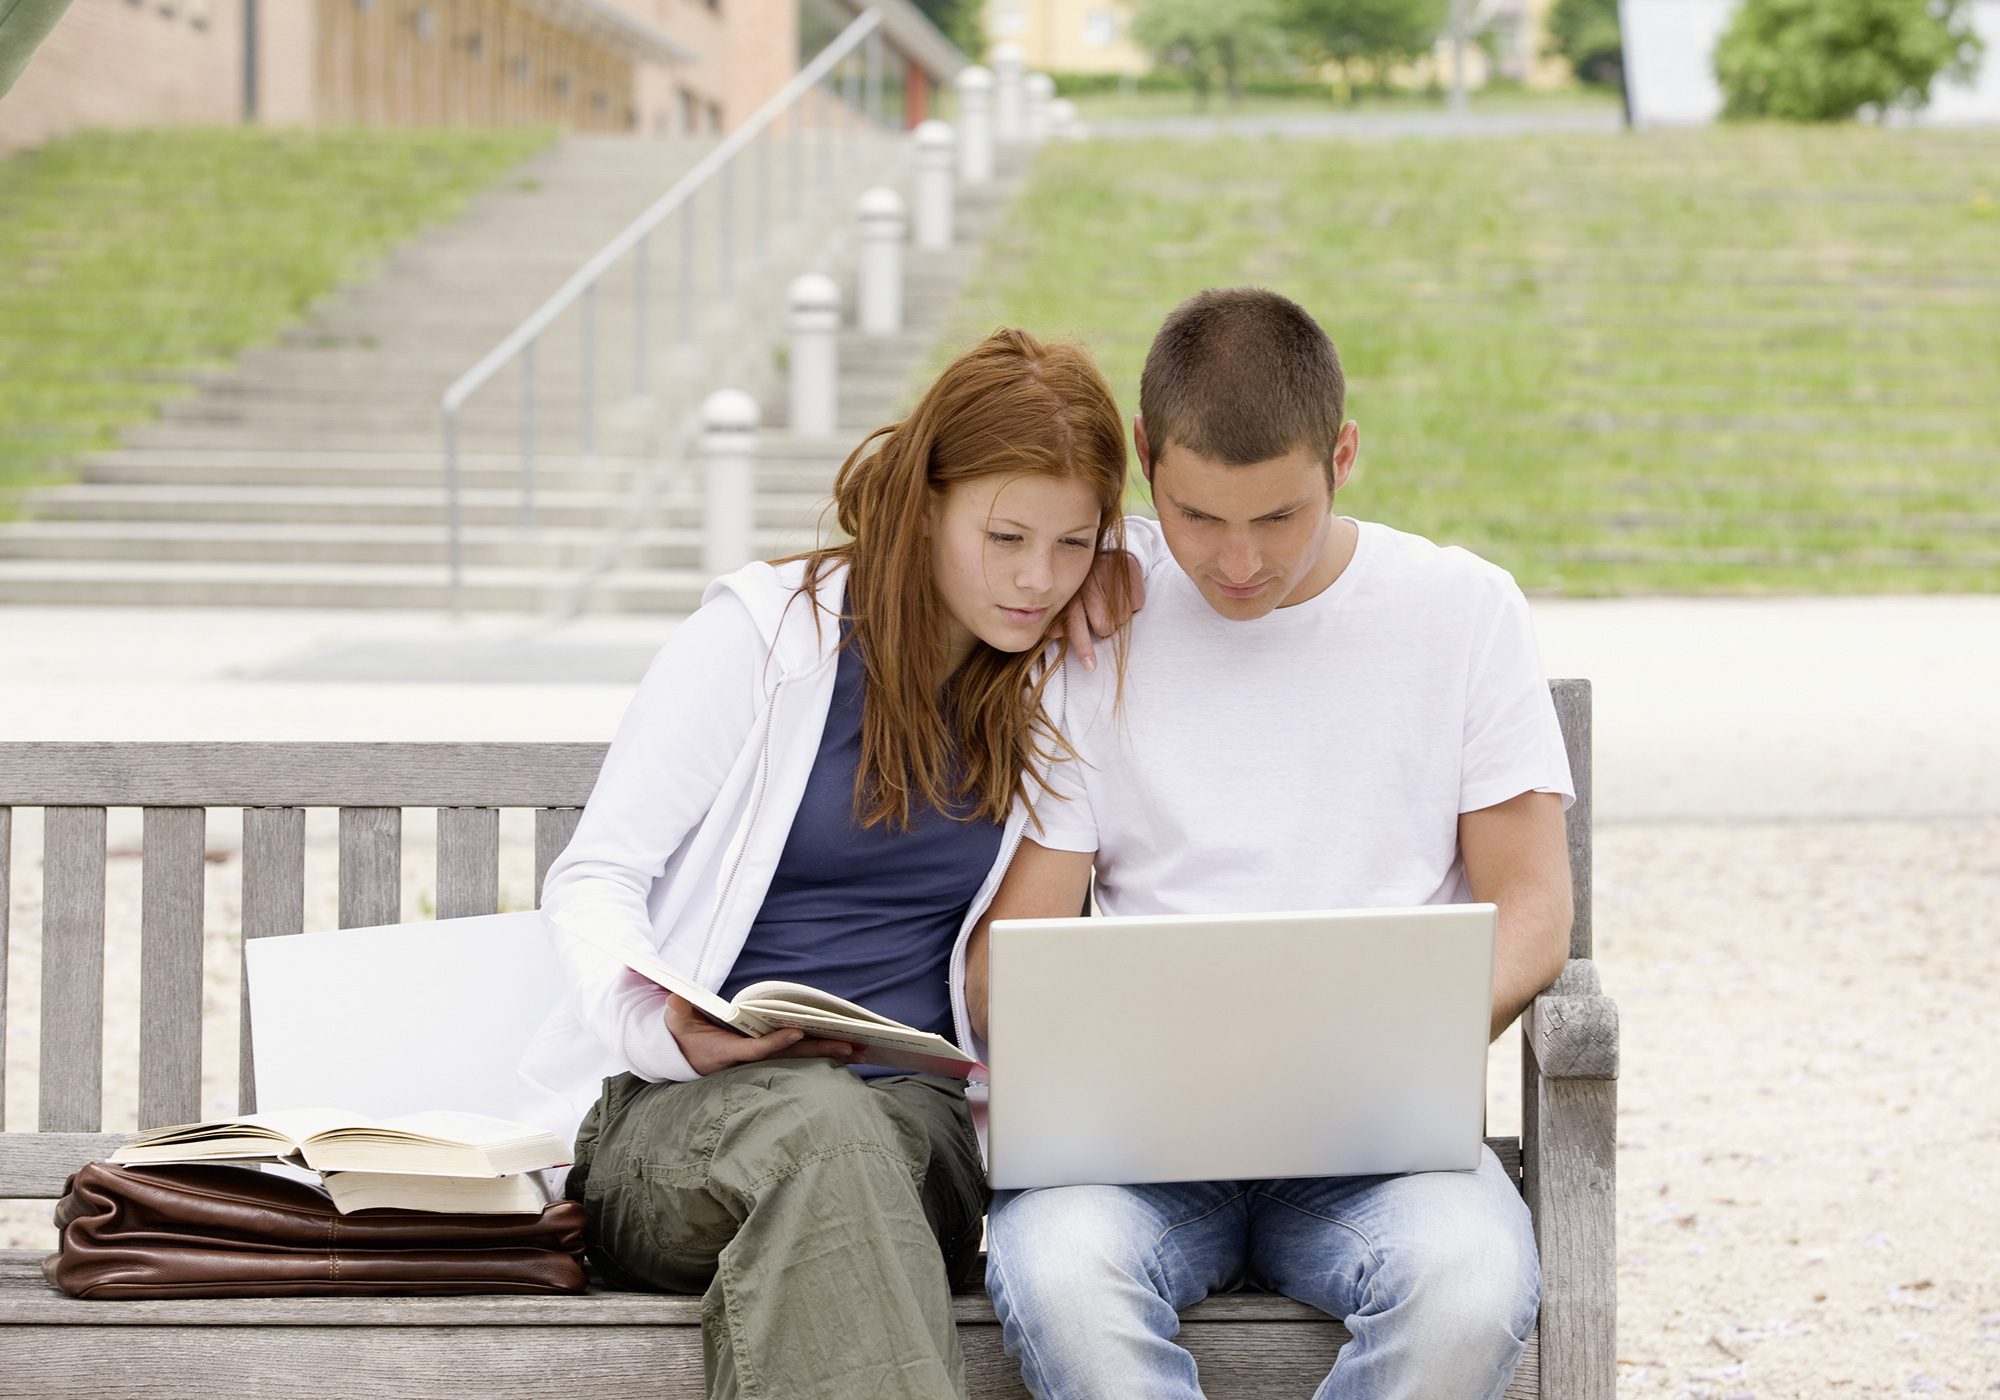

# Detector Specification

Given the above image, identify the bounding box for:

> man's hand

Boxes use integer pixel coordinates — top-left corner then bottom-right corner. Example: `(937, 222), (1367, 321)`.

(666, 994), (860, 1077)
(966, 840), (1096, 1041)
(1049, 549), (1146, 672)
(1460, 790), (1573, 1040)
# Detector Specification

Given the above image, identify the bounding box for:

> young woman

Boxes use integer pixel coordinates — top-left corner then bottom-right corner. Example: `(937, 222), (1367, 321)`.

(518, 329), (1132, 1400)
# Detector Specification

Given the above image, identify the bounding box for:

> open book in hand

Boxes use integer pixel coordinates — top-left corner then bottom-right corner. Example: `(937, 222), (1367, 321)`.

(557, 919), (985, 1080)
(110, 1109), (572, 1178)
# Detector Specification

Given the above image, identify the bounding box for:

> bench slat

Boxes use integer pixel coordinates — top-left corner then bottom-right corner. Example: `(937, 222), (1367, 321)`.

(436, 808), (500, 920)
(1, 806), (10, 1133)
(338, 808), (401, 930)
(0, 743), (607, 808)
(0, 1133), (135, 1197)
(1552, 678), (1592, 961)
(40, 808), (107, 1134)
(0, 1248), (1538, 1400)
(238, 808), (306, 1116)
(535, 807), (583, 905)
(139, 808), (206, 1131)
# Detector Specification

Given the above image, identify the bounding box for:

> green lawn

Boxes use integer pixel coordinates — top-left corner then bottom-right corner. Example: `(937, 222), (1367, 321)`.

(0, 126), (551, 507)
(1063, 85), (1623, 122)
(956, 127), (2000, 594)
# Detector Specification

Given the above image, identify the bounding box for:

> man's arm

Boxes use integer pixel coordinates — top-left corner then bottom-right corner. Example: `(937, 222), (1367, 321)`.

(1460, 789), (1573, 1040)
(966, 839), (1095, 1041)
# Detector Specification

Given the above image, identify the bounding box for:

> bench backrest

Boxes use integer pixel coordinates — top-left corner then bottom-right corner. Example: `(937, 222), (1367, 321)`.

(0, 682), (1591, 1198)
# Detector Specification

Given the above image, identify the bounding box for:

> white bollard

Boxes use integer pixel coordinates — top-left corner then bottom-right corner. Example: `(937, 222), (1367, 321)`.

(955, 65), (993, 186)
(856, 188), (905, 337)
(912, 120), (955, 251)
(1024, 72), (1055, 144)
(1048, 97), (1080, 142)
(788, 273), (841, 438)
(700, 388), (760, 577)
(992, 43), (1025, 143)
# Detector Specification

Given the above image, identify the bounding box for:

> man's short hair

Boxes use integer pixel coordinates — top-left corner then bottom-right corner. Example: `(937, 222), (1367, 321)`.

(1139, 288), (1346, 483)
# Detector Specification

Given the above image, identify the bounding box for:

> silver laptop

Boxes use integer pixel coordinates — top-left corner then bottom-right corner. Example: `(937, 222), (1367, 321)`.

(985, 905), (1496, 1190)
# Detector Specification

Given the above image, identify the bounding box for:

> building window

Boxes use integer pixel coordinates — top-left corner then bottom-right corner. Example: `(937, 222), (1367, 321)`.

(554, 74), (572, 98)
(513, 55), (531, 81)
(1084, 8), (1117, 46)
(990, 0), (1024, 36)
(592, 89), (609, 113)
(465, 31), (483, 57)
(414, 6), (435, 37)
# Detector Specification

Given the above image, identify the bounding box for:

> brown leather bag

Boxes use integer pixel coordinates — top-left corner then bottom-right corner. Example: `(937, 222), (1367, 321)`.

(47, 1161), (589, 1299)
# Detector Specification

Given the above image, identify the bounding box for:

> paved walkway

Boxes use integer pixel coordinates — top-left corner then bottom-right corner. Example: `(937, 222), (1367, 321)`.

(1085, 107), (1625, 140)
(3, 595), (1995, 822)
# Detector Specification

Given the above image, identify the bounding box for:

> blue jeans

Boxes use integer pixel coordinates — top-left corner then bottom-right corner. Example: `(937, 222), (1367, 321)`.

(985, 1148), (1537, 1400)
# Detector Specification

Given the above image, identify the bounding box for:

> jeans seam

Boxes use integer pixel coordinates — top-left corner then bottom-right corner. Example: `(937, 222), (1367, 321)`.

(989, 1233), (1054, 1400)
(1254, 1192), (1387, 1318)
(1147, 1186), (1251, 1299)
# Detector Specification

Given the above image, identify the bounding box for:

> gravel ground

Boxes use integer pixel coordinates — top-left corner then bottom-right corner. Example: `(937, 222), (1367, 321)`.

(1597, 820), (2000, 1398)
(5, 817), (1997, 1397)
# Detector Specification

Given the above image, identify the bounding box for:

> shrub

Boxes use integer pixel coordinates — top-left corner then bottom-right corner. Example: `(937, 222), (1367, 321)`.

(1544, 0), (1625, 89)
(1715, 0), (1984, 121)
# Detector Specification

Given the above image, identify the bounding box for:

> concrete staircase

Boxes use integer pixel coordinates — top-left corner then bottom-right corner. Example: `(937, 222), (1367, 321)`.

(0, 135), (1028, 613)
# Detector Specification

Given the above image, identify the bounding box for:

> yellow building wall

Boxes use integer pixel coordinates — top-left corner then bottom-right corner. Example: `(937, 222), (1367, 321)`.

(986, 0), (1146, 74)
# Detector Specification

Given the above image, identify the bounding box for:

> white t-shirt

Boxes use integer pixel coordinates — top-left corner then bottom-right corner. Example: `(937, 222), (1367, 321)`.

(1032, 517), (1574, 915)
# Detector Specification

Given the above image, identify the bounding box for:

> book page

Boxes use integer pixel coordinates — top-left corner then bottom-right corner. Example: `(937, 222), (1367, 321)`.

(361, 1110), (559, 1149)
(122, 1107), (362, 1150)
(731, 981), (910, 1029)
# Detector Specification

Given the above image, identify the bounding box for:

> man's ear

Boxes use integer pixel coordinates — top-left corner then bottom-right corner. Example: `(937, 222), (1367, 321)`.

(1330, 420), (1360, 495)
(1133, 416), (1154, 486)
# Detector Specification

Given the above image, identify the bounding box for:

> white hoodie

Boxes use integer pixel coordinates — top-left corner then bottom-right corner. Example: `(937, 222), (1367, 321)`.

(517, 557), (1048, 1148)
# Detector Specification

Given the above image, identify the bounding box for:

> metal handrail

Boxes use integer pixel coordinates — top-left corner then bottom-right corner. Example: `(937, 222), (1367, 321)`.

(439, 7), (889, 605)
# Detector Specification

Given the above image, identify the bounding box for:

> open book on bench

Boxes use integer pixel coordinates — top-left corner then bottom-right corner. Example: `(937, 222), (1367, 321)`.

(110, 1109), (571, 1178)
(559, 919), (983, 1079)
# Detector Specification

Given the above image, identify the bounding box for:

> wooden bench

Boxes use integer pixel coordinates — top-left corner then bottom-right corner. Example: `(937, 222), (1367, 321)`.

(0, 681), (1616, 1399)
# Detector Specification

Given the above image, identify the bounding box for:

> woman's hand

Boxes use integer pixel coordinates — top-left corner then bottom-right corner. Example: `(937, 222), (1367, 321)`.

(1050, 548), (1146, 671)
(665, 994), (860, 1077)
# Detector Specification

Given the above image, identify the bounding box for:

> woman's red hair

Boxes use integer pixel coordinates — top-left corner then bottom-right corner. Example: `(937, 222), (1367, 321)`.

(796, 327), (1129, 829)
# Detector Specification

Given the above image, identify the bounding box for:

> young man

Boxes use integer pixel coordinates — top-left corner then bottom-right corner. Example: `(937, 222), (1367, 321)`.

(965, 288), (1576, 1400)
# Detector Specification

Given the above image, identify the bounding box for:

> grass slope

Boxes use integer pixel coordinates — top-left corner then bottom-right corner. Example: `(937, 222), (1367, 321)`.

(0, 126), (551, 507)
(957, 127), (2000, 594)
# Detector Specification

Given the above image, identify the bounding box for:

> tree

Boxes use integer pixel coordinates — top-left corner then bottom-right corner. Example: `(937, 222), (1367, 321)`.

(1715, 0), (1984, 121)
(912, 0), (985, 60)
(1131, 0), (1288, 105)
(1544, 0), (1625, 90)
(1282, 0), (1444, 97)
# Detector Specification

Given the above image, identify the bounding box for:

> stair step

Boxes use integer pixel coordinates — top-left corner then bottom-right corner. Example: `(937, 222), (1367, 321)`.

(22, 485), (831, 529)
(4, 133), (1029, 611)
(0, 559), (705, 611)
(0, 520), (823, 568)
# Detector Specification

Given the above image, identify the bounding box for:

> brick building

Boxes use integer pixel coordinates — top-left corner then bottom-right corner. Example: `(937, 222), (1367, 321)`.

(0, 0), (961, 151)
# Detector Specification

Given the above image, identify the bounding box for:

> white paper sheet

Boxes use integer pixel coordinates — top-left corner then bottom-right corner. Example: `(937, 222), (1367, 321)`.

(246, 910), (565, 1124)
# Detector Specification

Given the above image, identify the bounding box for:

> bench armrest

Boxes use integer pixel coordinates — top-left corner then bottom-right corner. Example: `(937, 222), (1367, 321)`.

(1521, 958), (1617, 1400)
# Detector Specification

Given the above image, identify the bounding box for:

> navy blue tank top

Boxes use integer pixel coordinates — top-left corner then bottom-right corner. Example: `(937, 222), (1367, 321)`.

(723, 621), (1005, 1049)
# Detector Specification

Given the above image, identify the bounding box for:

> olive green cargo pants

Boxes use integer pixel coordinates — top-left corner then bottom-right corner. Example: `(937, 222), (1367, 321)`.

(568, 1059), (988, 1400)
